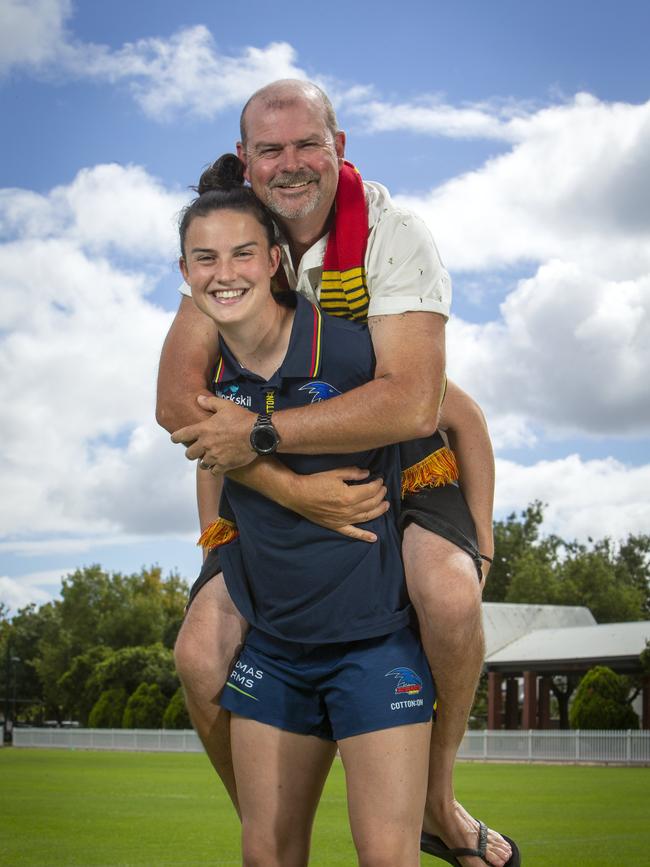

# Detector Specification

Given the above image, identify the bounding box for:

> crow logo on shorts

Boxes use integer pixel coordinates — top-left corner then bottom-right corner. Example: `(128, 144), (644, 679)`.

(385, 667), (423, 696)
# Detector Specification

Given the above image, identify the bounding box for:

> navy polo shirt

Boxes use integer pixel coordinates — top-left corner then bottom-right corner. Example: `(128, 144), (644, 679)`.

(216, 292), (411, 644)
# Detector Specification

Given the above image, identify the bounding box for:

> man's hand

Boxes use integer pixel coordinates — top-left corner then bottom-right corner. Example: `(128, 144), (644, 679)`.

(284, 467), (389, 543)
(171, 395), (257, 472)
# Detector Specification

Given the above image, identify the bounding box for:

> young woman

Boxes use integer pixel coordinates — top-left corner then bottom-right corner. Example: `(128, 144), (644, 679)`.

(178, 155), (434, 867)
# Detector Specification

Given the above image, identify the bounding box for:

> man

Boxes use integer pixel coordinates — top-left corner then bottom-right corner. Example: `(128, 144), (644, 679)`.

(157, 80), (516, 867)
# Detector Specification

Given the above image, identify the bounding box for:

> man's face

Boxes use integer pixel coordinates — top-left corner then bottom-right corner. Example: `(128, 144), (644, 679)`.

(237, 97), (345, 225)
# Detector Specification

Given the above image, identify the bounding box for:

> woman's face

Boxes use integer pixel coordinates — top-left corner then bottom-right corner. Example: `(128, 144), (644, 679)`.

(180, 208), (280, 328)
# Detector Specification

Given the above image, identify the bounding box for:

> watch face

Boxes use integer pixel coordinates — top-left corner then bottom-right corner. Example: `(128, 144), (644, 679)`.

(253, 424), (277, 454)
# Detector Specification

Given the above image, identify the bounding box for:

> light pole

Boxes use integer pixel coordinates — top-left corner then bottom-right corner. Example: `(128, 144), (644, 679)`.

(3, 642), (21, 742)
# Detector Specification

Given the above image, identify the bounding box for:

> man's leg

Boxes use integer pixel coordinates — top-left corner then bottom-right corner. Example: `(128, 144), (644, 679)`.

(403, 525), (513, 867)
(339, 722), (431, 867)
(231, 716), (336, 867)
(174, 572), (248, 813)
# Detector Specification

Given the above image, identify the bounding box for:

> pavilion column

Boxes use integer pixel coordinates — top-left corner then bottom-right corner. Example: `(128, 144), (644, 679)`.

(538, 676), (552, 729)
(487, 672), (503, 730)
(522, 670), (538, 730)
(642, 675), (650, 730)
(505, 677), (519, 729)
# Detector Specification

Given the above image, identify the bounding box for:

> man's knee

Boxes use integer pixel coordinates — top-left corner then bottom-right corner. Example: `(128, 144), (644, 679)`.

(174, 575), (247, 686)
(402, 527), (482, 635)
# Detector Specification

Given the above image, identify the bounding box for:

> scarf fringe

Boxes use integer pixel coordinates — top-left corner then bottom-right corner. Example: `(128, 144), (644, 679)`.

(401, 447), (459, 497)
(197, 518), (239, 551)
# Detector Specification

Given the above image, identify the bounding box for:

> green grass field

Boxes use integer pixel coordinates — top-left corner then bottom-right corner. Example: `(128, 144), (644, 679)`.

(0, 748), (648, 866)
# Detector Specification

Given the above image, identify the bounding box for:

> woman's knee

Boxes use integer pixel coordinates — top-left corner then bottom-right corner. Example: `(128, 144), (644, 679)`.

(241, 829), (309, 867)
(356, 840), (419, 867)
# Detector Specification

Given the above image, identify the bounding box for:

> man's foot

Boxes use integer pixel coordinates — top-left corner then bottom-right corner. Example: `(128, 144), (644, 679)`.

(422, 800), (517, 867)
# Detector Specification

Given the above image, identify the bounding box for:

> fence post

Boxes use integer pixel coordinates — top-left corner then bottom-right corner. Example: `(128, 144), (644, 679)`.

(576, 730), (580, 762)
(527, 729), (532, 761)
(626, 730), (631, 764)
(483, 730), (488, 759)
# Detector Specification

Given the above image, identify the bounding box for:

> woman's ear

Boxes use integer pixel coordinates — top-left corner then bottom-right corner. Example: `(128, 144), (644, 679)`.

(179, 256), (190, 285)
(269, 244), (281, 276)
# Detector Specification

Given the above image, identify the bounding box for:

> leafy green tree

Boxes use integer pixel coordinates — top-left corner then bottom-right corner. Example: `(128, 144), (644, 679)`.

(505, 547), (561, 605)
(569, 666), (639, 730)
(123, 683), (167, 729)
(2, 602), (61, 722)
(555, 540), (646, 623)
(88, 644), (178, 701)
(57, 646), (112, 724)
(485, 502), (560, 602)
(88, 687), (128, 728)
(57, 565), (187, 653)
(163, 688), (191, 729)
(615, 535), (650, 617)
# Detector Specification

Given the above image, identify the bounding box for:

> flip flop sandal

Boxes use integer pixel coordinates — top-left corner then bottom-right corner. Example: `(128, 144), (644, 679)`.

(421, 820), (521, 866)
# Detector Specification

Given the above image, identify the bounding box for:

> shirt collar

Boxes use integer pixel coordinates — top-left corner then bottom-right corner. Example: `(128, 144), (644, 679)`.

(212, 293), (323, 388)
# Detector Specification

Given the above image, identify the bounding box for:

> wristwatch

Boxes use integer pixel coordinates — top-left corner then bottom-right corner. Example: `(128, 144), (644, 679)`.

(249, 412), (281, 455)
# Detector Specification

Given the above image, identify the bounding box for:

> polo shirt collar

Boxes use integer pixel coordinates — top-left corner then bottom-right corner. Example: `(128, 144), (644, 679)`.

(212, 293), (323, 387)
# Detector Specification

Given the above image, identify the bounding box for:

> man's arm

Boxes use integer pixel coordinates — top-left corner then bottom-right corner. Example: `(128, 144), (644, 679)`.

(156, 296), (220, 433)
(438, 380), (495, 578)
(159, 299), (389, 541)
(174, 310), (446, 469)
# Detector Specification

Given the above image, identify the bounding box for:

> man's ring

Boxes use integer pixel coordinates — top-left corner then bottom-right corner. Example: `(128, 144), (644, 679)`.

(199, 459), (211, 470)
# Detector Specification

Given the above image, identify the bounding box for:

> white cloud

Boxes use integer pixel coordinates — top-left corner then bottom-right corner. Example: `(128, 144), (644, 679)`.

(394, 94), (650, 272)
(0, 572), (57, 611)
(447, 261), (650, 438)
(75, 30), (308, 121)
(350, 95), (530, 141)
(0, 166), (196, 545)
(0, 5), (310, 121)
(0, 0), (71, 73)
(385, 94), (650, 440)
(495, 455), (650, 544)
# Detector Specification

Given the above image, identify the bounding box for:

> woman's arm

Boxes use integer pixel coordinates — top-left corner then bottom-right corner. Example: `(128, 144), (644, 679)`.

(438, 380), (495, 578)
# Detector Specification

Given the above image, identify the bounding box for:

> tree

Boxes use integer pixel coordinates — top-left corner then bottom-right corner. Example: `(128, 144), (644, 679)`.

(505, 548), (560, 606)
(569, 666), (639, 730)
(57, 646), (112, 724)
(485, 502), (560, 602)
(2, 602), (61, 722)
(87, 644), (178, 701)
(163, 688), (191, 729)
(88, 687), (128, 728)
(57, 565), (188, 653)
(615, 535), (650, 617)
(123, 683), (167, 729)
(555, 540), (646, 623)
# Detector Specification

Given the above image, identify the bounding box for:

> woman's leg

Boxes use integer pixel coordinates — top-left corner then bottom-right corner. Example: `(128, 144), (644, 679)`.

(231, 714), (337, 867)
(338, 721), (431, 867)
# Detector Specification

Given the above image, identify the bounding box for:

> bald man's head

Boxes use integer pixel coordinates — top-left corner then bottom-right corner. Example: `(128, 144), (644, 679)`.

(239, 79), (339, 146)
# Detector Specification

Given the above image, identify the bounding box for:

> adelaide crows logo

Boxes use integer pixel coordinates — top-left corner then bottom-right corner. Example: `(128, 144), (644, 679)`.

(385, 667), (423, 696)
(298, 381), (342, 403)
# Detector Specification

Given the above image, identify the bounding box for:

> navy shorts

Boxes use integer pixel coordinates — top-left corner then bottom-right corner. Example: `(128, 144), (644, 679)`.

(219, 626), (435, 741)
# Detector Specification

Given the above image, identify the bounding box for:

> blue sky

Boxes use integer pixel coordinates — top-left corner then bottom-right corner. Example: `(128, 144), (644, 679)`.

(1, 0), (649, 612)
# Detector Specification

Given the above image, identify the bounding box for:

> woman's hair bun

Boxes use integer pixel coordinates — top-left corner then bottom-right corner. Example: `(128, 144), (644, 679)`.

(196, 154), (246, 194)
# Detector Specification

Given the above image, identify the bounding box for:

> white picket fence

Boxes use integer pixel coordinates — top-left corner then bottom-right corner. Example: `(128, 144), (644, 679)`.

(458, 729), (650, 764)
(11, 727), (650, 764)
